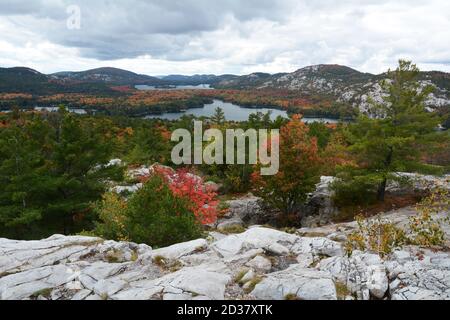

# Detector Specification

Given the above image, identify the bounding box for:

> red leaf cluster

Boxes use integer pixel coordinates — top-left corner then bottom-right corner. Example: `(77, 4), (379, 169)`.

(142, 166), (219, 225)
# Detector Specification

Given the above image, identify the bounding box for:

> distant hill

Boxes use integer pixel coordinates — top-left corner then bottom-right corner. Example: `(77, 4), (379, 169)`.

(214, 64), (450, 113)
(160, 74), (217, 85)
(0, 67), (59, 95)
(160, 74), (239, 86)
(1, 64), (448, 113)
(51, 67), (166, 86)
(0, 67), (122, 95)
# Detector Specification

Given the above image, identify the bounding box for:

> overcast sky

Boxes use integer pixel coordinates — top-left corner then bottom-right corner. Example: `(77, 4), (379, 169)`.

(0, 0), (449, 75)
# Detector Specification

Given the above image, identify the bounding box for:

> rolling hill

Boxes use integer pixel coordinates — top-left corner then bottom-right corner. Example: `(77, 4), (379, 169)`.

(214, 64), (450, 113)
(51, 67), (166, 86)
(0, 67), (123, 95)
(1, 65), (448, 114)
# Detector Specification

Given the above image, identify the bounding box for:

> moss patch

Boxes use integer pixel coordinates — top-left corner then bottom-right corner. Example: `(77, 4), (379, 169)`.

(153, 255), (183, 273)
(219, 225), (247, 235)
(285, 293), (303, 300)
(234, 269), (249, 284)
(335, 282), (351, 300)
(31, 288), (53, 299)
(243, 276), (263, 294)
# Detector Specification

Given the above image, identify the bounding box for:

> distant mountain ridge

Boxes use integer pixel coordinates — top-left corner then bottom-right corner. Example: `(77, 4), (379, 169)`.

(50, 67), (166, 86)
(159, 74), (239, 86)
(213, 64), (450, 112)
(1, 64), (449, 112)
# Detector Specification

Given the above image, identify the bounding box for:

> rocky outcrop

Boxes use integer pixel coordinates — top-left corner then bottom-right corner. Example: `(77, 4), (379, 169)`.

(301, 176), (338, 227)
(299, 206), (450, 245)
(0, 227), (343, 300)
(300, 173), (449, 228)
(252, 266), (337, 300)
(318, 246), (450, 300)
(217, 180), (339, 229)
(388, 173), (450, 193)
(1, 206), (449, 301)
(213, 194), (269, 229)
(386, 248), (450, 300)
(224, 195), (267, 225)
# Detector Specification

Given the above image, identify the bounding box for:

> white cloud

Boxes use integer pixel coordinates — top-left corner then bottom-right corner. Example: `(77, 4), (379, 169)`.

(0, 0), (448, 75)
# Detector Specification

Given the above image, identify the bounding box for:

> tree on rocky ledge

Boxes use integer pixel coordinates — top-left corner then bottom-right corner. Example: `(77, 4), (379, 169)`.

(336, 60), (443, 202)
(252, 115), (322, 225)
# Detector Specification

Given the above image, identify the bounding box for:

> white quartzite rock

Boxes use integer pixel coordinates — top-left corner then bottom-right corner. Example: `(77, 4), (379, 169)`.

(152, 239), (208, 261)
(319, 251), (387, 300)
(252, 265), (337, 300)
(246, 256), (272, 273)
(1, 218), (449, 301)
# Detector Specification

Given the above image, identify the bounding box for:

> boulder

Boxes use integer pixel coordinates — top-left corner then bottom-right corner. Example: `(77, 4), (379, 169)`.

(366, 265), (389, 299)
(240, 269), (256, 284)
(246, 256), (272, 273)
(301, 176), (338, 227)
(225, 195), (267, 224)
(252, 265), (337, 300)
(211, 227), (299, 258)
(204, 181), (222, 193)
(111, 184), (143, 194)
(152, 239), (208, 261)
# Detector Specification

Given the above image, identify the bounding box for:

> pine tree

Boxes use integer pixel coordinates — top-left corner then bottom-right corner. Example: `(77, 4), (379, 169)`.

(339, 60), (442, 202)
(126, 124), (171, 165)
(0, 108), (122, 238)
(211, 107), (226, 125)
(0, 118), (51, 238)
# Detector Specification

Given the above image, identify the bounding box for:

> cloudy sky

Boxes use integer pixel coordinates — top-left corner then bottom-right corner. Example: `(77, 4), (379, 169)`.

(0, 0), (449, 75)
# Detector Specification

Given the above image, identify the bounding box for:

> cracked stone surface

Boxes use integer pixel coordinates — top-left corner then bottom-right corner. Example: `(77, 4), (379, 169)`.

(252, 265), (337, 300)
(0, 227), (343, 300)
(1, 205), (449, 300)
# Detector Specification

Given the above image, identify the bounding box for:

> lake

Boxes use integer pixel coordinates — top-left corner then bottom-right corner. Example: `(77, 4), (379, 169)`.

(145, 99), (340, 123)
(136, 84), (212, 90)
(2, 107), (90, 115)
(34, 107), (88, 114)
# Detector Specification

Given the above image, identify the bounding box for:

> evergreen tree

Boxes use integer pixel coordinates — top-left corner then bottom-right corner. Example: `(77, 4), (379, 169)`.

(0, 118), (52, 238)
(210, 107), (226, 125)
(0, 108), (122, 238)
(46, 110), (120, 234)
(337, 60), (442, 202)
(126, 124), (171, 165)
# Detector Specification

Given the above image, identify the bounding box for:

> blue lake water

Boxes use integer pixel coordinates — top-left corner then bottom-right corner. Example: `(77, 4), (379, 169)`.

(145, 99), (340, 123)
(136, 84), (212, 90)
(2, 107), (89, 115)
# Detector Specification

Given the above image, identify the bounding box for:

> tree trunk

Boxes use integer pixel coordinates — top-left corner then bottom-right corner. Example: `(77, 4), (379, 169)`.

(377, 178), (387, 202)
(378, 146), (394, 202)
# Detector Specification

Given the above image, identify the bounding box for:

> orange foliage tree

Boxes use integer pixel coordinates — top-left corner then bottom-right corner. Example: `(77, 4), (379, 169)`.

(252, 115), (322, 220)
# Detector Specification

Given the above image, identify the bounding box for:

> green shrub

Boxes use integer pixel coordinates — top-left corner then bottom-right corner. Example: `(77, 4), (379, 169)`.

(345, 187), (449, 256)
(345, 215), (407, 257)
(92, 193), (129, 242)
(331, 174), (378, 208)
(93, 174), (203, 248)
(409, 186), (449, 247)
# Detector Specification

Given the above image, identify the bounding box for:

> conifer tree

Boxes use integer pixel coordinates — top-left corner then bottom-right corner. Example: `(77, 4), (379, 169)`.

(338, 60), (442, 202)
(211, 107), (226, 125)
